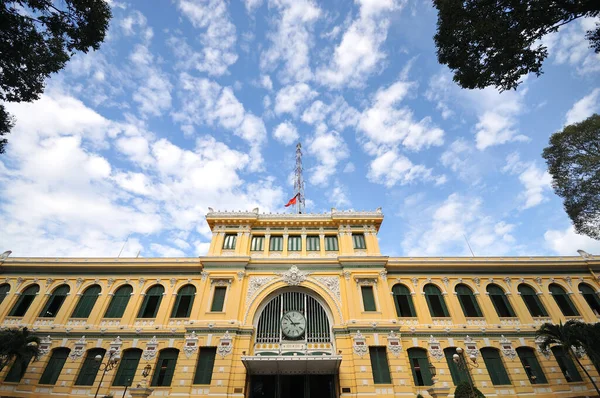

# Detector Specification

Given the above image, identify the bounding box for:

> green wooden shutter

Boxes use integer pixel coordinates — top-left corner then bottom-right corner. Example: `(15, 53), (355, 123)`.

(551, 346), (582, 382)
(444, 348), (469, 385)
(424, 284), (449, 317)
(580, 283), (600, 314)
(369, 347), (391, 384)
(171, 285), (195, 318)
(288, 236), (301, 251)
(194, 347), (217, 384)
(251, 236), (264, 251)
(361, 286), (376, 311)
(211, 287), (227, 312)
(75, 349), (105, 385)
(39, 348), (69, 385)
(5, 353), (32, 382)
(518, 284), (548, 317)
(113, 350), (142, 386)
(9, 284), (39, 317)
(307, 236), (320, 251)
(0, 284), (10, 305)
(39, 284), (69, 318)
(550, 284), (580, 316)
(270, 236), (283, 251)
(352, 234), (366, 249)
(456, 284), (482, 317)
(481, 348), (511, 385)
(151, 349), (178, 386)
(104, 285), (132, 318)
(72, 285), (101, 318)
(408, 349), (433, 386)
(223, 234), (237, 249)
(517, 347), (547, 384)
(138, 285), (164, 318)
(392, 284), (416, 317)
(325, 236), (338, 251)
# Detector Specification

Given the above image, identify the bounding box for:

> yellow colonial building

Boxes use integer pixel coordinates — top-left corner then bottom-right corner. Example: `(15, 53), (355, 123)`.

(0, 208), (599, 398)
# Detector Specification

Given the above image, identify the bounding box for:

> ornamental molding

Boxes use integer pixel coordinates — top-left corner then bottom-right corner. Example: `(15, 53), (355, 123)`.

(379, 270), (388, 281)
(245, 276), (277, 307)
(565, 276), (572, 286)
(499, 335), (517, 360)
(353, 331), (368, 357)
(428, 336), (444, 361)
(503, 277), (511, 285)
(342, 271), (351, 281)
(473, 277), (480, 287)
(534, 277), (542, 285)
(39, 336), (52, 357)
(138, 278), (146, 288)
(387, 331), (402, 357)
(170, 278), (177, 288)
(110, 336), (123, 355)
(210, 276), (234, 286)
(312, 277), (341, 302)
(534, 336), (550, 359)
(183, 331), (198, 359)
(69, 336), (87, 361)
(76, 278), (84, 288)
(218, 331), (233, 357)
(45, 278), (54, 287)
(201, 271), (209, 281)
(411, 277), (419, 287)
(463, 335), (479, 358)
(142, 336), (159, 361)
(278, 265), (310, 286)
(354, 276), (378, 286)
(442, 277), (449, 287)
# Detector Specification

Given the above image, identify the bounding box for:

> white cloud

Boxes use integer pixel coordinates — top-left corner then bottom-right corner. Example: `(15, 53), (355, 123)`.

(260, 0), (321, 83)
(174, 0), (238, 76)
(367, 148), (443, 187)
(401, 193), (517, 256)
(244, 0), (263, 12)
(565, 88), (600, 125)
(359, 81), (444, 150)
(307, 130), (349, 186)
(343, 162), (355, 173)
(120, 10), (153, 42)
(544, 226), (600, 256)
(330, 182), (351, 208)
(502, 152), (553, 209)
(317, 0), (402, 88)
(273, 121), (300, 146)
(302, 97), (359, 131)
(440, 138), (479, 183)
(543, 17), (600, 75)
(130, 44), (172, 117)
(274, 83), (318, 116)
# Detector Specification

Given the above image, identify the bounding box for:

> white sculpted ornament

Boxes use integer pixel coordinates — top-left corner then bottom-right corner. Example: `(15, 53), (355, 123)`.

(280, 265), (310, 286)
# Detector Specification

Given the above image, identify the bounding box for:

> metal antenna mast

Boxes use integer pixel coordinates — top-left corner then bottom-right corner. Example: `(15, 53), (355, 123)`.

(294, 142), (305, 214)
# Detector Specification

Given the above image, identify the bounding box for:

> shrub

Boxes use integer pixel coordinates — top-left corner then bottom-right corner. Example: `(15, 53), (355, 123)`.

(454, 381), (485, 398)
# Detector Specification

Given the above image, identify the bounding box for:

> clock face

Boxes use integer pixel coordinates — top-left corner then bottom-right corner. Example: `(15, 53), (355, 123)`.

(281, 311), (306, 338)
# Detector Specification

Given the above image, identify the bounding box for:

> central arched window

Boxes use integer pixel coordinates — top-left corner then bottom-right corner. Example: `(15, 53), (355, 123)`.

(9, 284), (39, 317)
(487, 284), (515, 317)
(579, 283), (600, 315)
(71, 284), (101, 318)
(424, 284), (449, 317)
(455, 284), (483, 317)
(151, 349), (179, 387)
(171, 284), (196, 318)
(254, 288), (333, 355)
(392, 284), (416, 317)
(39, 284), (70, 318)
(550, 284), (579, 316)
(137, 285), (164, 318)
(104, 284), (133, 318)
(518, 284), (548, 317)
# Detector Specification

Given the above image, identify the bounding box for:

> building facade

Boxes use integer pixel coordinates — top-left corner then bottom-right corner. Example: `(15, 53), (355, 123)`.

(0, 208), (599, 398)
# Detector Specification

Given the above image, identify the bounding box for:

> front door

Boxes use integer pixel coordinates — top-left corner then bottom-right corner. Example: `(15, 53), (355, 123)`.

(249, 375), (336, 398)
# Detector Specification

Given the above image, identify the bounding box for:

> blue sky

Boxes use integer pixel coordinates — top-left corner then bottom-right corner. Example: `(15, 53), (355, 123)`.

(1, 0), (599, 258)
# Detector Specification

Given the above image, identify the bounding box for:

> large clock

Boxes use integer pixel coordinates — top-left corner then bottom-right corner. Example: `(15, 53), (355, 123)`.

(281, 311), (306, 338)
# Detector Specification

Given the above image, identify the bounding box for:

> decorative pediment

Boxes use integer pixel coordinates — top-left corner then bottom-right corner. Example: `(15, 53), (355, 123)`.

(428, 335), (444, 361)
(142, 336), (159, 360)
(353, 331), (368, 357)
(69, 336), (87, 361)
(209, 276), (234, 286)
(387, 331), (402, 357)
(499, 335), (517, 360)
(354, 275), (379, 286)
(183, 331), (198, 359)
(218, 331), (233, 357)
(278, 265), (310, 286)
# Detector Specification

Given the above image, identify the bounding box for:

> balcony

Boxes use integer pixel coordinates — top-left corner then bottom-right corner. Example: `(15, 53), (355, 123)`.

(499, 317), (520, 327)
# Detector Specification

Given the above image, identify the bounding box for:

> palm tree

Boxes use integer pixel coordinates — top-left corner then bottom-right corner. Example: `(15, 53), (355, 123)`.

(0, 327), (40, 373)
(536, 321), (600, 395)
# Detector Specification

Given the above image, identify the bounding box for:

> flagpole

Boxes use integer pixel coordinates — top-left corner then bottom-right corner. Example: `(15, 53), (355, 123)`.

(294, 142), (305, 214)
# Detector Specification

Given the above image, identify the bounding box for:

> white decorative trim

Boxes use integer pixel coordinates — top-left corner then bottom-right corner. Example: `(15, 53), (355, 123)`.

(387, 331), (402, 356)
(218, 331), (233, 357)
(142, 336), (159, 360)
(353, 331), (368, 357)
(473, 277), (480, 287)
(184, 331), (198, 359)
(69, 336), (87, 361)
(428, 335), (444, 361)
(534, 336), (551, 359)
(464, 335), (479, 358)
(499, 335), (517, 360)
(379, 270), (388, 281)
(39, 335), (52, 357)
(237, 271), (246, 282)
(278, 265), (310, 286)
(245, 276), (276, 307)
(313, 277), (341, 302)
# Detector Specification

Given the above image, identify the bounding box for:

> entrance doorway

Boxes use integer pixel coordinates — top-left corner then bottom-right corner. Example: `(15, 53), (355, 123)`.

(249, 375), (336, 398)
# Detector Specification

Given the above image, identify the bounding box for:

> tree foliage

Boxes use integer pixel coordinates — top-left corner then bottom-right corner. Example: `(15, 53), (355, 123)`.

(542, 114), (600, 240)
(536, 321), (600, 395)
(0, 0), (112, 153)
(454, 381), (485, 398)
(0, 327), (40, 372)
(433, 0), (600, 91)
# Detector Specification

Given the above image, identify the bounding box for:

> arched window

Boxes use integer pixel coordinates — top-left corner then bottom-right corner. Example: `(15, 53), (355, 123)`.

(137, 285), (164, 318)
(392, 284), (416, 317)
(407, 348), (433, 386)
(4, 353), (33, 382)
(9, 284), (39, 317)
(578, 283), (600, 316)
(71, 285), (101, 318)
(151, 349), (179, 387)
(39, 284), (70, 318)
(0, 284), (10, 305)
(75, 348), (106, 385)
(171, 284), (196, 318)
(455, 284), (483, 317)
(516, 347), (547, 384)
(104, 284), (133, 318)
(486, 284), (515, 317)
(39, 347), (70, 385)
(424, 284), (449, 317)
(443, 347), (469, 385)
(481, 347), (511, 385)
(551, 346), (582, 382)
(549, 284), (579, 316)
(113, 348), (142, 386)
(518, 284), (548, 317)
